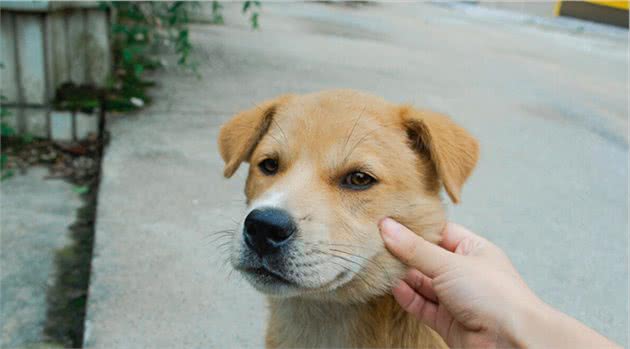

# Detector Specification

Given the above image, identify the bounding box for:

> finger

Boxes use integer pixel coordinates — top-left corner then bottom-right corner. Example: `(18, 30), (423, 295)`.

(403, 269), (438, 303)
(434, 302), (457, 343)
(379, 218), (456, 278)
(442, 222), (498, 258)
(392, 280), (439, 332)
(439, 222), (481, 252)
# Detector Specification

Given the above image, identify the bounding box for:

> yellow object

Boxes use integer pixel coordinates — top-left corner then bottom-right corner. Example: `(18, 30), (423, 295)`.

(584, 1), (629, 10)
(556, 0), (630, 14)
(553, 0), (630, 16)
(554, 1), (563, 16)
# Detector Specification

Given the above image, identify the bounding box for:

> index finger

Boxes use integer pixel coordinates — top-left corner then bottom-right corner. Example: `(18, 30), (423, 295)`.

(439, 222), (482, 252)
(379, 218), (457, 278)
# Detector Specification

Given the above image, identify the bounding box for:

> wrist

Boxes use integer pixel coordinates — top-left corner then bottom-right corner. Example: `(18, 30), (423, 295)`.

(501, 296), (551, 349)
(504, 298), (621, 349)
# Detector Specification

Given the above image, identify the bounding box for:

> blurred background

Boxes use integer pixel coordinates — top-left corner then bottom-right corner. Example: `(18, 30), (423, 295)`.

(0, 1), (628, 348)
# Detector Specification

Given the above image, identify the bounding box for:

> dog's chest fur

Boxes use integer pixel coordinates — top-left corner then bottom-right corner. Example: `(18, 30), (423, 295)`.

(266, 295), (447, 348)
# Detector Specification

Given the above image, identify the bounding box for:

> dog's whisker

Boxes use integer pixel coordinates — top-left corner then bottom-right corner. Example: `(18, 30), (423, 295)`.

(328, 248), (392, 280)
(216, 240), (233, 251)
(320, 246), (391, 282)
(205, 230), (233, 237)
(204, 229), (237, 247)
(304, 241), (382, 254)
(271, 117), (289, 146)
(208, 235), (232, 245)
(232, 124), (284, 148)
(236, 102), (289, 149)
(342, 121), (397, 166)
(219, 256), (232, 269)
(310, 248), (380, 290)
(205, 231), (234, 240)
(217, 247), (232, 255)
(205, 236), (231, 246)
(341, 105), (367, 157)
(304, 240), (356, 248)
(227, 267), (237, 280)
(326, 259), (376, 290)
(305, 241), (394, 287)
(207, 228), (236, 235)
(206, 239), (229, 248)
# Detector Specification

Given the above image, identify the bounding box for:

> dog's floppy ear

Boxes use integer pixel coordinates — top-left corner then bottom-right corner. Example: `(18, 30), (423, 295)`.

(400, 106), (479, 204)
(218, 95), (293, 178)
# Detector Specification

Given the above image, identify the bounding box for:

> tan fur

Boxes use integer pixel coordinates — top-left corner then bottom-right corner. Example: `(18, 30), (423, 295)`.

(399, 106), (479, 203)
(266, 296), (446, 348)
(218, 89), (478, 348)
(219, 94), (294, 178)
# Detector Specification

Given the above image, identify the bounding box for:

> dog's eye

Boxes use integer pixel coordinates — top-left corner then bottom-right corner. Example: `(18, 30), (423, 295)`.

(258, 158), (279, 175)
(342, 171), (376, 190)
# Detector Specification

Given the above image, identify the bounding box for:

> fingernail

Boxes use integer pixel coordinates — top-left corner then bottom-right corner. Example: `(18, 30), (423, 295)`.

(379, 217), (402, 244)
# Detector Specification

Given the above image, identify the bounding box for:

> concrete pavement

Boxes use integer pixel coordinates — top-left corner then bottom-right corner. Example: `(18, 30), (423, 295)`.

(84, 3), (628, 347)
(1, 168), (81, 348)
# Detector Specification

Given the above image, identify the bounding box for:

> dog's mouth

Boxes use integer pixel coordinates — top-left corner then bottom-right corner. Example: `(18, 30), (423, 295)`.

(235, 258), (352, 295)
(233, 237), (370, 295)
(241, 266), (294, 285)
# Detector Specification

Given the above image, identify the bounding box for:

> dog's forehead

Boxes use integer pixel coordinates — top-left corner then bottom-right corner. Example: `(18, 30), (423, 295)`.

(256, 94), (412, 172)
(274, 92), (398, 138)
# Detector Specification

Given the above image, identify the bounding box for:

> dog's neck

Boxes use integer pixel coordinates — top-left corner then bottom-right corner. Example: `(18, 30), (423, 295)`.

(266, 297), (362, 348)
(265, 294), (447, 348)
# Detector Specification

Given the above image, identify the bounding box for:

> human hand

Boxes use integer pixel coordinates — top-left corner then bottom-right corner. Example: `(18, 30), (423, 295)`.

(379, 218), (542, 348)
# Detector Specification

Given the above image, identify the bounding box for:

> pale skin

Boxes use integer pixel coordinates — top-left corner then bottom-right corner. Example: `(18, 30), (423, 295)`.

(379, 218), (622, 349)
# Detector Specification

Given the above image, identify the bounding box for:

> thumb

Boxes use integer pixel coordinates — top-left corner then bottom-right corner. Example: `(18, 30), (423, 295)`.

(379, 218), (457, 278)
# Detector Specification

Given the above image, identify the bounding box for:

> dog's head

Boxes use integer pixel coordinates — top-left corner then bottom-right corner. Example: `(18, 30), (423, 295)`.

(218, 90), (478, 303)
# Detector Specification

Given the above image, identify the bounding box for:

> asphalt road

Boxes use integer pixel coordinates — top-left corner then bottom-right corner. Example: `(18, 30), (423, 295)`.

(84, 3), (628, 347)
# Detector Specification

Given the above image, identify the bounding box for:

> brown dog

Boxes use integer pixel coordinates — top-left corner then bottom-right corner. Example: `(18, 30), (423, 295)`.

(218, 90), (478, 348)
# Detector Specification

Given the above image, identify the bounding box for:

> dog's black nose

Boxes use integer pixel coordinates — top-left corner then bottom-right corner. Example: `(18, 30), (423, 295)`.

(244, 208), (296, 256)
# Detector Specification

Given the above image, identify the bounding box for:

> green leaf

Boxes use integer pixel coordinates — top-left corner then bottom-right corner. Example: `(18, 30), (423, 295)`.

(111, 23), (130, 34)
(73, 186), (89, 195)
(104, 2), (206, 111)
(98, 1), (110, 11)
(1, 169), (14, 181)
(122, 47), (134, 63)
(1, 154), (12, 181)
(251, 13), (259, 29)
(21, 133), (34, 144)
(178, 28), (189, 40)
(1, 123), (15, 136)
(0, 107), (10, 117)
(134, 63), (144, 76)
